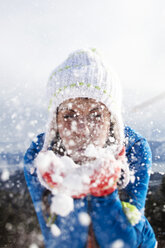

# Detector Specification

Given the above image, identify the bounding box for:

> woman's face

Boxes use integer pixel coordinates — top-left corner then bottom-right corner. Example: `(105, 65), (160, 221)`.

(57, 98), (111, 164)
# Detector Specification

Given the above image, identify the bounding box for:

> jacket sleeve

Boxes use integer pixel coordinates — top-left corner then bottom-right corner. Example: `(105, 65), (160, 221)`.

(124, 137), (152, 212)
(24, 134), (50, 240)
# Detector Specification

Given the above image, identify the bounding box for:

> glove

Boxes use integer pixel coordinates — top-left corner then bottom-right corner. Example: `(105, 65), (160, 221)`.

(35, 151), (89, 197)
(89, 161), (121, 197)
(35, 150), (66, 190)
(89, 147), (126, 197)
(35, 147), (127, 197)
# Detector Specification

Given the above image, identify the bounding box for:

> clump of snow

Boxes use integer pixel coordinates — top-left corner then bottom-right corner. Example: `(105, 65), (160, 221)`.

(71, 121), (77, 131)
(11, 113), (17, 119)
(35, 144), (129, 217)
(78, 212), (91, 226)
(1, 169), (10, 181)
(111, 239), (124, 248)
(51, 223), (61, 236)
(30, 120), (38, 127)
(15, 124), (22, 131)
(50, 194), (74, 217)
(36, 151), (64, 175)
(129, 170), (135, 183)
(35, 151), (91, 195)
(10, 96), (20, 106)
(29, 244), (39, 248)
(68, 139), (75, 146)
(84, 143), (118, 159)
(5, 222), (12, 231)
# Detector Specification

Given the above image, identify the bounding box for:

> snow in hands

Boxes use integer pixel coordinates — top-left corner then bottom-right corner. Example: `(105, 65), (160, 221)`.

(35, 144), (127, 218)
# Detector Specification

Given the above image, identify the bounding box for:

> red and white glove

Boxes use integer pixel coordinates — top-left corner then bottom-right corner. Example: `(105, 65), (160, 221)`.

(89, 147), (126, 197)
(35, 150), (66, 190)
(35, 147), (127, 197)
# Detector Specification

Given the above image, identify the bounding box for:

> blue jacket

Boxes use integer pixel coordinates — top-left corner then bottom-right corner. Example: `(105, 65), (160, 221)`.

(24, 126), (156, 248)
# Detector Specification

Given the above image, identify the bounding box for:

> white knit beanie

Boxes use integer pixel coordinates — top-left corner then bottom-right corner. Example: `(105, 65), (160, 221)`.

(43, 48), (124, 155)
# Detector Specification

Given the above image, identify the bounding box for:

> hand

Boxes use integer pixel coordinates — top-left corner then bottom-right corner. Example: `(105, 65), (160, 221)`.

(35, 151), (65, 189)
(89, 156), (122, 197)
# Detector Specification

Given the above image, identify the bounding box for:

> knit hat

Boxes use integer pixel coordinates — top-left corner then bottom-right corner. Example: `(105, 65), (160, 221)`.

(43, 48), (124, 155)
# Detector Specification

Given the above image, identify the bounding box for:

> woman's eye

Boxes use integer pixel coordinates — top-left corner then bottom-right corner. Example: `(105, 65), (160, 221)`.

(63, 115), (73, 120)
(89, 113), (102, 120)
(63, 114), (77, 120)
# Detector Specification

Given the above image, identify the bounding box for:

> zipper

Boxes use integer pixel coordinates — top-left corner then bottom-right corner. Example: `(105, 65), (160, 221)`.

(86, 195), (100, 248)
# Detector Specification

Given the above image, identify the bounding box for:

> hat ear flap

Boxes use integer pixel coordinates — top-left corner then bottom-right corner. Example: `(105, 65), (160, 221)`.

(42, 108), (58, 151)
(105, 113), (124, 156)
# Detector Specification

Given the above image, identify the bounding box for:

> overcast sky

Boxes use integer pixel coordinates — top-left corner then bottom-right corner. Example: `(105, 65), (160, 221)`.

(0, 0), (165, 106)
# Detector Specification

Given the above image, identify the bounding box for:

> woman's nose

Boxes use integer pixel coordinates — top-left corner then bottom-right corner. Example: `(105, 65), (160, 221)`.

(77, 118), (90, 135)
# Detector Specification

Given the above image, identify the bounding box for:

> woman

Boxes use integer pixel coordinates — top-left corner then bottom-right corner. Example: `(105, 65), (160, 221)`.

(24, 48), (157, 247)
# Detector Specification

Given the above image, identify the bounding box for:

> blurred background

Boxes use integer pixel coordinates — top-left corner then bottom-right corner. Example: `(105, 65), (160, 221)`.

(0, 0), (165, 247)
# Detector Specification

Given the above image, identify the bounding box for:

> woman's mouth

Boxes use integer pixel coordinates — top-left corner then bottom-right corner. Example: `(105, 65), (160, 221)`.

(77, 148), (86, 152)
